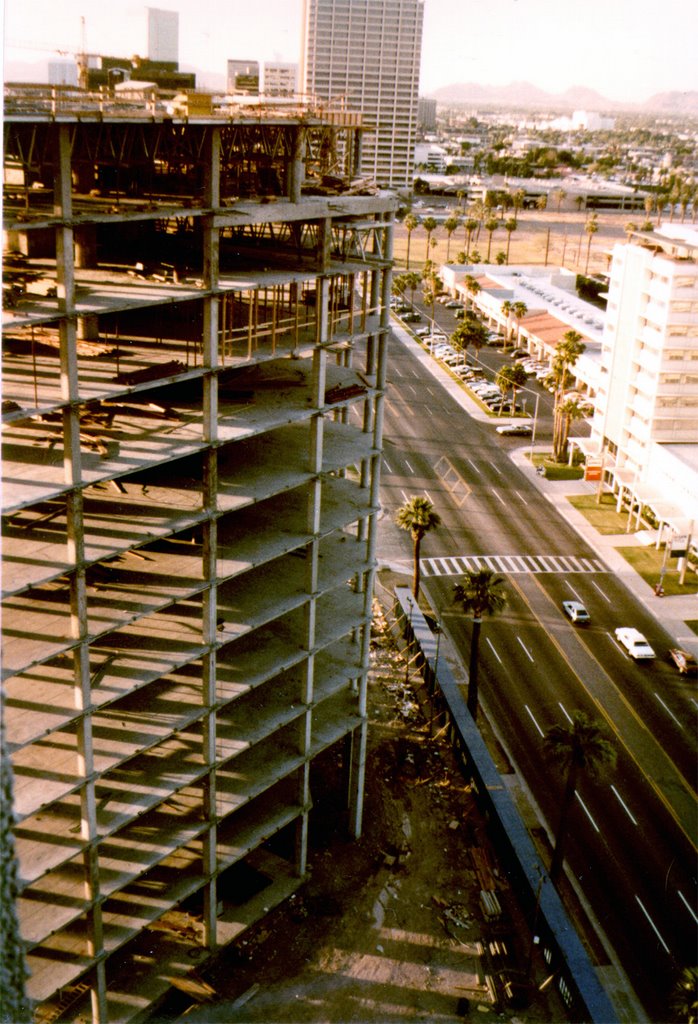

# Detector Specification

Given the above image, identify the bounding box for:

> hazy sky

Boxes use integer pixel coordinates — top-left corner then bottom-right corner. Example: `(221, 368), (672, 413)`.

(3, 0), (697, 102)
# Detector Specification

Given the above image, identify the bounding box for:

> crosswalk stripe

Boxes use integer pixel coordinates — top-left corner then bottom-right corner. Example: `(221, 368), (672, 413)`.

(420, 554), (608, 576)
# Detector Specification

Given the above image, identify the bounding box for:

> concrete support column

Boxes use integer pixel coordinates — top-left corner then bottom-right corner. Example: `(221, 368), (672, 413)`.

(288, 126), (305, 203)
(75, 224), (98, 268)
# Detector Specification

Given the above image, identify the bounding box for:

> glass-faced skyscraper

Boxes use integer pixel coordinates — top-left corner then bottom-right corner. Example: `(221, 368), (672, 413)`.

(301, 0), (424, 189)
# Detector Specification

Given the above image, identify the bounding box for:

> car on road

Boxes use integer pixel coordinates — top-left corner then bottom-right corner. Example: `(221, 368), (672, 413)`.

(562, 600), (590, 624)
(669, 648), (697, 676)
(400, 311), (421, 322)
(495, 422), (533, 436)
(614, 627), (656, 660)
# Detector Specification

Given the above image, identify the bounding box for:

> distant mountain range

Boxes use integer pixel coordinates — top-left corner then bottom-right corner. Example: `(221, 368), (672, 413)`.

(429, 81), (698, 116)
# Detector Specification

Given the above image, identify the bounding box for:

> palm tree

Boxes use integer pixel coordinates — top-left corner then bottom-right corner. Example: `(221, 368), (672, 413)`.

(543, 711), (616, 884)
(484, 217), (499, 261)
(557, 397), (585, 462)
(670, 966), (698, 1023)
(511, 188), (525, 225)
(584, 214), (598, 274)
(551, 330), (585, 461)
(511, 301), (528, 347)
(656, 192), (669, 226)
(443, 216), (460, 262)
(553, 188), (566, 213)
(404, 270), (421, 309)
(463, 274), (481, 312)
(536, 194), (548, 213)
(421, 217), (438, 263)
(504, 217), (517, 263)
(463, 217), (478, 259)
(451, 313), (488, 358)
(404, 213), (419, 270)
(496, 362), (528, 412)
(469, 249), (482, 264)
(453, 569), (506, 719)
(501, 299), (514, 345)
(395, 496), (441, 600)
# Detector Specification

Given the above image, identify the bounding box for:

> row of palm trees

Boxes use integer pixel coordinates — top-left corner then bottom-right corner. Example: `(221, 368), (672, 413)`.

(402, 199), (526, 271)
(394, 494), (616, 885)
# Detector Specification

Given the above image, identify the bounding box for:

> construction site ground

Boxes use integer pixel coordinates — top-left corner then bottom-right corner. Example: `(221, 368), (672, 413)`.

(152, 596), (568, 1024)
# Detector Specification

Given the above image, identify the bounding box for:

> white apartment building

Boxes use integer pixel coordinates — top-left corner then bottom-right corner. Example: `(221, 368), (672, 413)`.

(301, 0), (424, 189)
(590, 225), (698, 522)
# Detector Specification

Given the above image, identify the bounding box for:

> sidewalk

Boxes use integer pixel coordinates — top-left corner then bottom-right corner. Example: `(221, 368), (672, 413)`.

(392, 321), (697, 652)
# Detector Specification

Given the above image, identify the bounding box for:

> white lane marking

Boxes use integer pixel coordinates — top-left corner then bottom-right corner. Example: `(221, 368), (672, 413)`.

(394, 366), (403, 377)
(400, 490), (409, 503)
(565, 582), (584, 602)
(411, 369), (420, 377)
(491, 488), (506, 506)
(383, 459), (393, 473)
(486, 637), (502, 664)
(425, 406), (434, 416)
(490, 463), (502, 477)
(678, 890), (698, 925)
(424, 491), (434, 503)
(591, 580), (612, 602)
(575, 793), (600, 832)
(404, 459), (415, 474)
(653, 693), (684, 729)
(426, 387), (435, 397)
(467, 459), (480, 475)
(690, 697), (698, 712)
(524, 704), (544, 737)
(635, 896), (671, 954)
(514, 490), (528, 505)
(611, 785), (638, 826)
(558, 703), (573, 724)
(517, 636), (534, 662)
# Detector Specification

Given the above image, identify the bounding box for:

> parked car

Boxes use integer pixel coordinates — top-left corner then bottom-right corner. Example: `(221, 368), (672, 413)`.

(614, 627), (656, 660)
(454, 308), (466, 319)
(495, 422), (533, 436)
(445, 300), (463, 309)
(562, 600), (590, 624)
(401, 311), (421, 322)
(669, 648), (697, 676)
(414, 326), (431, 337)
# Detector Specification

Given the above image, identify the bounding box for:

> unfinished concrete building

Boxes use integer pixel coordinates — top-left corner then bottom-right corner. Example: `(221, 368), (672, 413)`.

(2, 89), (395, 1022)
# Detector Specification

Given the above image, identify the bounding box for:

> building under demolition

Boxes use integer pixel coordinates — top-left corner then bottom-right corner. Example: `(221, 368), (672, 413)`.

(2, 89), (395, 1022)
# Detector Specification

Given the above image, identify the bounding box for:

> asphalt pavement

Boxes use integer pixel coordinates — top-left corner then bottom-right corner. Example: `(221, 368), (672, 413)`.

(390, 320), (698, 655)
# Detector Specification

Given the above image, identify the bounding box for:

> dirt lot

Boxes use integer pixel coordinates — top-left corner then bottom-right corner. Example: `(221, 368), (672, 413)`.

(156, 598), (567, 1024)
(393, 206), (634, 277)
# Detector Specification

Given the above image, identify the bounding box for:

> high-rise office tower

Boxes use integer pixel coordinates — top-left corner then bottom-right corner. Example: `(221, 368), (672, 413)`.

(147, 7), (179, 64)
(301, 0), (424, 189)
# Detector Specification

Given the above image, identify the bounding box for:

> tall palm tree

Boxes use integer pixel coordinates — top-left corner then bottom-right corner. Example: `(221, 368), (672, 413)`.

(501, 299), (514, 345)
(552, 330), (585, 460)
(443, 216), (460, 262)
(463, 274), (481, 312)
(536, 194), (548, 213)
(511, 188), (525, 225)
(553, 188), (566, 213)
(404, 213), (419, 270)
(453, 569), (506, 719)
(404, 270), (421, 309)
(543, 711), (616, 884)
(463, 217), (478, 259)
(484, 217), (499, 261)
(395, 496), (441, 600)
(584, 215), (598, 274)
(504, 217), (517, 263)
(556, 397), (585, 462)
(421, 217), (438, 263)
(511, 301), (528, 347)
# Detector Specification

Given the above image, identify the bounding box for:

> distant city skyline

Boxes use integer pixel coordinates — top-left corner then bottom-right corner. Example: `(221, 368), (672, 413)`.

(4, 0), (697, 103)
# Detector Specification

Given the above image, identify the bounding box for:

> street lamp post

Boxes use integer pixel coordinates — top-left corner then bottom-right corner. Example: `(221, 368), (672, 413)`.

(529, 391), (540, 465)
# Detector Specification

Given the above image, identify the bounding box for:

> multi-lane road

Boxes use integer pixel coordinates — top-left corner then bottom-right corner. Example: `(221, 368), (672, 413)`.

(368, 322), (697, 1019)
